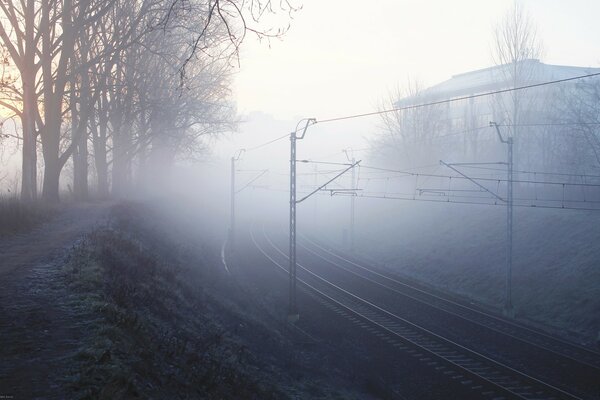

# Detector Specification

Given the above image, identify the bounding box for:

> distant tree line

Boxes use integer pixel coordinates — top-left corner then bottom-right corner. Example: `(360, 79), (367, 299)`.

(0, 0), (298, 202)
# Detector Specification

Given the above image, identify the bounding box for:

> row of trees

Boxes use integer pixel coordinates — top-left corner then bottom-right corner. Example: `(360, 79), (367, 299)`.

(0, 0), (297, 202)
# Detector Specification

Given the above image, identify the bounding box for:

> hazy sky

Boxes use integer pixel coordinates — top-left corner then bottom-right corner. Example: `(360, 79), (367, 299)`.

(234, 0), (600, 121)
(212, 0), (600, 166)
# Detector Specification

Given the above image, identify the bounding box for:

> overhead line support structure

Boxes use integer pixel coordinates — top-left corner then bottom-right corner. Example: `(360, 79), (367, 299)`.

(229, 149), (245, 253)
(343, 149), (356, 251)
(491, 121), (514, 318)
(288, 118), (361, 322)
(288, 119), (315, 322)
(440, 160), (505, 203)
(440, 123), (514, 317)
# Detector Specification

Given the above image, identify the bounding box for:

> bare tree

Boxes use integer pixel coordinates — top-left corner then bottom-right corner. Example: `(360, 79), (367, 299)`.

(0, 1), (42, 200)
(491, 1), (543, 170)
(375, 82), (445, 170)
(165, 0), (300, 81)
(0, 0), (298, 202)
(0, 0), (121, 202)
(553, 79), (600, 172)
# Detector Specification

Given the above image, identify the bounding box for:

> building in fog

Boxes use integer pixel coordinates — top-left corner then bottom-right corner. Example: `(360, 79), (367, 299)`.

(402, 59), (599, 127)
(392, 59), (600, 172)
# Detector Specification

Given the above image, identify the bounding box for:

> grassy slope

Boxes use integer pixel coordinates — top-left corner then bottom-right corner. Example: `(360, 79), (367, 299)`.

(351, 202), (600, 344)
(61, 203), (359, 399)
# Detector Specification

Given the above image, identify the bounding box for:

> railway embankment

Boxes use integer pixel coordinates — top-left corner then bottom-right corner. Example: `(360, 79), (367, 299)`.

(0, 202), (371, 399)
(350, 203), (600, 345)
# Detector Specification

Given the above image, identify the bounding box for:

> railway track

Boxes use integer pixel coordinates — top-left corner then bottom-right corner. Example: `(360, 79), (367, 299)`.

(249, 227), (589, 400)
(297, 233), (600, 372)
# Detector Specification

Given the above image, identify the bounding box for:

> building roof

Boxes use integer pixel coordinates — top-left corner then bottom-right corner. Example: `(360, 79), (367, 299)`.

(397, 60), (600, 106)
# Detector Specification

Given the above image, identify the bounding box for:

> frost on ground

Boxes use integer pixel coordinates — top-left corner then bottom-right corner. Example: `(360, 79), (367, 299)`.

(0, 202), (364, 399)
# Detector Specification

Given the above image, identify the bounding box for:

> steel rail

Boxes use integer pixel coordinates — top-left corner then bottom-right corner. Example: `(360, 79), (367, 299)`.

(252, 227), (584, 400)
(249, 229), (526, 399)
(299, 233), (600, 371)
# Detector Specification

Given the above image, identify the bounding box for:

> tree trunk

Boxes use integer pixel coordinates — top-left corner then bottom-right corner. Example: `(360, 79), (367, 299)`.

(41, 113), (62, 203)
(41, 159), (60, 202)
(72, 89), (90, 200)
(72, 34), (91, 201)
(20, 114), (37, 201)
(136, 133), (148, 193)
(92, 119), (109, 198)
(95, 144), (109, 198)
(111, 125), (131, 197)
(73, 131), (88, 200)
(40, 96), (63, 203)
(20, 4), (37, 201)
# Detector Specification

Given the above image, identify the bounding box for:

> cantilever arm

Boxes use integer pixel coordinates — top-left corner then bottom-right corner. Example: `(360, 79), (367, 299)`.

(296, 161), (361, 203)
(440, 160), (505, 202)
(295, 118), (317, 140)
(490, 121), (511, 144)
(236, 169), (269, 194)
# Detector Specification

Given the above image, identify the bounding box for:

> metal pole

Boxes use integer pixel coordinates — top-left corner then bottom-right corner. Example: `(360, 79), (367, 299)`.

(288, 131), (299, 322)
(350, 157), (356, 251)
(288, 118), (315, 323)
(313, 165), (318, 228)
(506, 136), (514, 317)
(230, 156), (235, 252)
(490, 122), (514, 318)
(287, 157), (358, 320)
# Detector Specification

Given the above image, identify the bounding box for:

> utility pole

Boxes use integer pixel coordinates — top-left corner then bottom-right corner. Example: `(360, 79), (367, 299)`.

(288, 119), (314, 322)
(351, 162), (356, 251)
(288, 118), (360, 322)
(491, 122), (514, 318)
(230, 156), (235, 249)
(229, 149), (245, 253)
(344, 149), (356, 251)
(313, 164), (318, 228)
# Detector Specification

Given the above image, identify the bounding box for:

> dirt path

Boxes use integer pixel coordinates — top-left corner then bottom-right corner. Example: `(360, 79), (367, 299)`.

(0, 202), (110, 280)
(0, 202), (110, 399)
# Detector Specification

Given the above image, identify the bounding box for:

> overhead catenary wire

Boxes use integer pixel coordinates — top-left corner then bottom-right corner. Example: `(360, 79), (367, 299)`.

(242, 184), (600, 210)
(232, 73), (600, 220)
(304, 159), (442, 172)
(369, 121), (600, 149)
(497, 122), (600, 127)
(454, 164), (600, 179)
(234, 69), (600, 159)
(309, 147), (372, 159)
(296, 161), (361, 204)
(236, 169), (269, 194)
(234, 100), (600, 157)
(242, 132), (289, 153)
(358, 165), (600, 188)
(237, 169), (270, 173)
(297, 160), (354, 166)
(271, 168), (347, 176)
(312, 72), (600, 125)
(361, 189), (600, 205)
(348, 193), (600, 212)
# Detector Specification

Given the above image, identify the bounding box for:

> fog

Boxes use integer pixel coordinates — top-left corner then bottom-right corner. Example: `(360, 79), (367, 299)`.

(1, 1), (600, 397)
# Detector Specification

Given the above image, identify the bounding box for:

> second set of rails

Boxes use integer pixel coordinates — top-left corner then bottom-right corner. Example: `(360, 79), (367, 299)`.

(247, 225), (600, 400)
